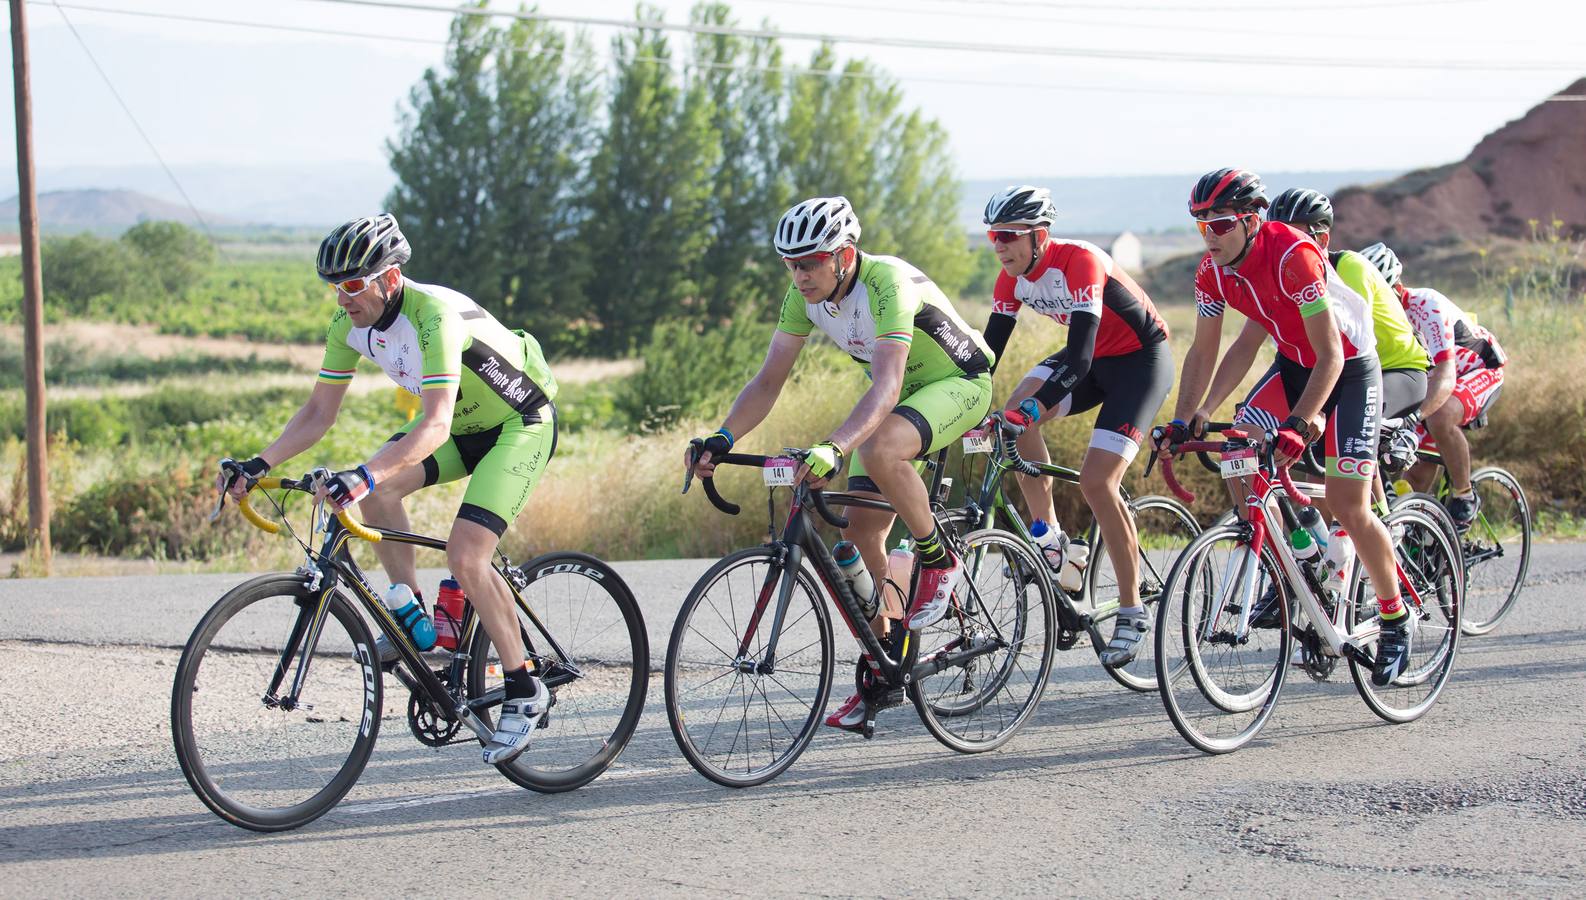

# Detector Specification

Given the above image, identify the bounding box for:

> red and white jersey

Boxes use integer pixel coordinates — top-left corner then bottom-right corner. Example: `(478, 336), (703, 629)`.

(1400, 286), (1507, 375)
(1193, 222), (1374, 367)
(992, 239), (1167, 358)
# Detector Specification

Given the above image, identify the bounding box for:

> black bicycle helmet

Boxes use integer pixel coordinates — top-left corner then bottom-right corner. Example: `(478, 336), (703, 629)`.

(1268, 188), (1335, 234)
(317, 213), (411, 282)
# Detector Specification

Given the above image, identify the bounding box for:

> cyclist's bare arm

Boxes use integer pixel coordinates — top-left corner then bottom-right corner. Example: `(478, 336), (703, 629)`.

(238, 381), (350, 495)
(686, 330), (806, 477)
(366, 386), (456, 484)
(1291, 308), (1343, 426)
(827, 340), (907, 452)
(1419, 356), (1457, 419)
(1202, 318), (1268, 418)
(1169, 313), (1224, 432)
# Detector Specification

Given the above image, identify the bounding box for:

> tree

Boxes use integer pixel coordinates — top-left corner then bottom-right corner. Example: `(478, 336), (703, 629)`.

(121, 221), (214, 296)
(40, 234), (141, 317)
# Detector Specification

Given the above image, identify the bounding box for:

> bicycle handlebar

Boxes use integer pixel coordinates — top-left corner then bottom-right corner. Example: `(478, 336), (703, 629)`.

(237, 476), (383, 543)
(1152, 431), (1311, 509)
(986, 410), (1043, 477)
(688, 451), (850, 529)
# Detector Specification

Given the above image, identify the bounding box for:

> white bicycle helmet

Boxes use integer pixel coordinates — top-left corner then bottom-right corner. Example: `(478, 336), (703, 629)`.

(774, 196), (861, 257)
(983, 185), (1057, 228)
(1359, 241), (1404, 287)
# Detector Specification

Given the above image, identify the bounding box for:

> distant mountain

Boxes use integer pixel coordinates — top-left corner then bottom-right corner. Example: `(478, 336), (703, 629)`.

(960, 170), (1401, 236)
(1332, 77), (1586, 248)
(0, 162), (395, 229)
(0, 189), (231, 234)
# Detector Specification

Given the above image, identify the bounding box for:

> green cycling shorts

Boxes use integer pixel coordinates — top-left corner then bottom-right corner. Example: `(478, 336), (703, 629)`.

(391, 405), (556, 537)
(848, 373), (992, 489)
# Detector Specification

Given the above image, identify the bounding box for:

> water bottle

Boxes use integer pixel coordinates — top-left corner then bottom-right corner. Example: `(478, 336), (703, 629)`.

(1321, 525), (1356, 592)
(1028, 519), (1067, 572)
(1289, 505), (1326, 569)
(834, 540), (877, 619)
(383, 583), (436, 652)
(1058, 537), (1089, 593)
(433, 577), (466, 651)
(884, 540), (913, 619)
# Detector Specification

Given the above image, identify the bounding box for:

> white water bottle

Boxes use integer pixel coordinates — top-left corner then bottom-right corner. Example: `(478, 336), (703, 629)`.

(883, 540), (913, 619)
(1028, 519), (1067, 572)
(1058, 537), (1090, 593)
(833, 540), (877, 618)
(1321, 525), (1355, 592)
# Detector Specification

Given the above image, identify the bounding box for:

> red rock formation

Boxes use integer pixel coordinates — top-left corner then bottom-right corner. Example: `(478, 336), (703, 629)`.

(1332, 78), (1586, 249)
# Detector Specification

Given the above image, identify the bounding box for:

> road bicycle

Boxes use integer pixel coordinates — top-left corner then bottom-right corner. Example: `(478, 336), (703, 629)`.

(940, 409), (1200, 691)
(664, 446), (1056, 787)
(1388, 438), (1531, 636)
(171, 471), (649, 831)
(1151, 428), (1463, 754)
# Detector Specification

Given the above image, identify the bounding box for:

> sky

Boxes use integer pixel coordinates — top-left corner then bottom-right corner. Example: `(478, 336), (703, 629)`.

(0, 0), (1581, 191)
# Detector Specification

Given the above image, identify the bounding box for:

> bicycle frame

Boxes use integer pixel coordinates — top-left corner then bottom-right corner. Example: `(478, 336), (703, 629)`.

(253, 488), (583, 745)
(1165, 436), (1429, 665)
(697, 454), (1010, 693)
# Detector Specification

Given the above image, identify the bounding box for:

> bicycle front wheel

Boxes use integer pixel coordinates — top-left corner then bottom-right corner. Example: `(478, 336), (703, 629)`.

(664, 547), (834, 787)
(1087, 495), (1201, 692)
(912, 528), (1056, 753)
(1347, 505), (1462, 723)
(466, 553), (649, 794)
(1460, 466), (1531, 635)
(1154, 525), (1290, 755)
(171, 574), (381, 832)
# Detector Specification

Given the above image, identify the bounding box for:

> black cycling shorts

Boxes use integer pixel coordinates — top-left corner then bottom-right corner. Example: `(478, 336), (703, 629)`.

(1026, 340), (1174, 464)
(1380, 367), (1428, 421)
(1235, 354), (1382, 481)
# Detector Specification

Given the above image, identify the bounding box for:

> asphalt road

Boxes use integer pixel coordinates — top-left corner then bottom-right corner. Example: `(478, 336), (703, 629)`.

(1, 547), (1583, 897)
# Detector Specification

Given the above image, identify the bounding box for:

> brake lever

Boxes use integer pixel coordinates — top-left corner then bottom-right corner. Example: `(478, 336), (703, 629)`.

(682, 440), (703, 495)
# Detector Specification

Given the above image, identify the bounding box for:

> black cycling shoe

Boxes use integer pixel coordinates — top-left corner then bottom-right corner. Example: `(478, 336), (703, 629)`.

(1372, 616), (1415, 687)
(1249, 584), (1282, 629)
(1446, 493), (1480, 532)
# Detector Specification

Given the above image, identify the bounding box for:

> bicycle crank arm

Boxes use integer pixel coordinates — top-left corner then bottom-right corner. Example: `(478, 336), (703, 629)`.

(910, 635), (1005, 681)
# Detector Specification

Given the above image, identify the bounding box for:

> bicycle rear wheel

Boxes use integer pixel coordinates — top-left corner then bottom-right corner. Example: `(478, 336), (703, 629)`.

(1347, 506), (1462, 723)
(1460, 467), (1531, 635)
(466, 552), (649, 793)
(1154, 525), (1290, 754)
(171, 574), (380, 832)
(912, 529), (1055, 753)
(665, 547), (833, 787)
(1087, 495), (1201, 692)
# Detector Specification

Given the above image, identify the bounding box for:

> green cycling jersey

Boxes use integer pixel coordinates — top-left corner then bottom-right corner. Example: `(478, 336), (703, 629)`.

(776, 253), (994, 390)
(1330, 250), (1429, 373)
(318, 278), (559, 433)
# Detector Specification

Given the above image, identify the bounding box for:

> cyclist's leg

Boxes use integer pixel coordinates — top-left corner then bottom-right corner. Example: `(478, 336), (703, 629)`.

(449, 413), (557, 764)
(362, 418), (466, 592)
(1438, 368), (1504, 493)
(1005, 348), (1104, 524)
(1084, 343), (1174, 609)
(1375, 367), (1427, 510)
(1232, 359), (1300, 515)
(860, 374), (993, 628)
(843, 457), (914, 632)
(1320, 359), (1409, 683)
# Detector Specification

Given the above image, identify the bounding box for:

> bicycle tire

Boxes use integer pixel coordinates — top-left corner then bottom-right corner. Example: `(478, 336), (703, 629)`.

(1154, 525), (1290, 754)
(665, 547), (834, 788)
(171, 573), (380, 832)
(466, 552), (649, 793)
(1346, 505), (1462, 723)
(1087, 495), (1202, 692)
(912, 528), (1056, 753)
(1460, 466), (1532, 635)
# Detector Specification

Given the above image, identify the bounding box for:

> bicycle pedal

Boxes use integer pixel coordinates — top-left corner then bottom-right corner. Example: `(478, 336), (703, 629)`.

(862, 719), (876, 740)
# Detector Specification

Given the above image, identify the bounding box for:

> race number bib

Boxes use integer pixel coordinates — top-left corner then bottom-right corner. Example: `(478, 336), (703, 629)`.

(1219, 447), (1258, 479)
(763, 457), (797, 486)
(961, 427), (993, 455)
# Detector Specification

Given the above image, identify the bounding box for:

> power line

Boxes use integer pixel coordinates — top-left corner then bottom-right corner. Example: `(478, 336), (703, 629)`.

(45, 1), (227, 251)
(293, 0), (1584, 73)
(904, 0), (1489, 12)
(41, 2), (1569, 105)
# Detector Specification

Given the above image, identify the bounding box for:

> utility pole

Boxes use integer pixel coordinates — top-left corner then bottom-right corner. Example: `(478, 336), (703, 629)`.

(10, 0), (51, 572)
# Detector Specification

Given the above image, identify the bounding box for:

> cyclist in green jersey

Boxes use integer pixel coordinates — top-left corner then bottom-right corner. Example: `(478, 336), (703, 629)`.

(218, 214), (559, 766)
(683, 196), (996, 733)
